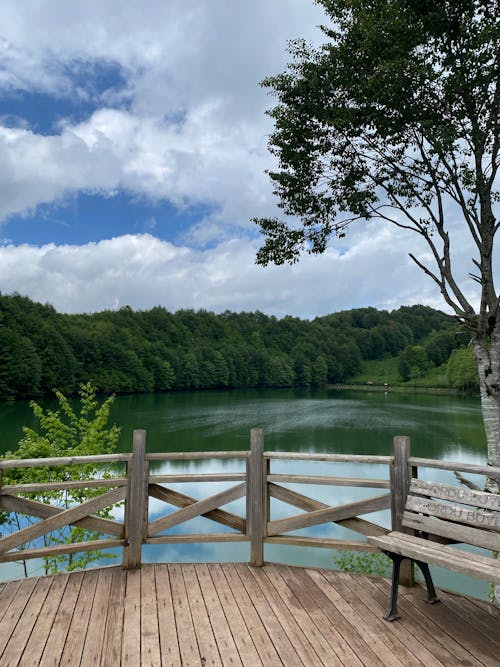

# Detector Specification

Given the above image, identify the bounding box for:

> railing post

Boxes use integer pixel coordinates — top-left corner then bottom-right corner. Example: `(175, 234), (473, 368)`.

(247, 428), (267, 566)
(391, 435), (414, 586)
(123, 429), (148, 569)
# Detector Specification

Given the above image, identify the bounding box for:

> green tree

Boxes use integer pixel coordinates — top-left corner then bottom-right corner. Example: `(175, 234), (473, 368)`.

(447, 347), (480, 392)
(2, 383), (121, 574)
(398, 345), (430, 382)
(254, 0), (499, 480)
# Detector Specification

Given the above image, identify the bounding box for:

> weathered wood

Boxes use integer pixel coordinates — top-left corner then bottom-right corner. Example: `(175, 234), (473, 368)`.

(265, 451), (393, 464)
(123, 429), (148, 570)
(154, 564), (182, 666)
(408, 456), (500, 478)
(146, 451), (249, 460)
(391, 435), (414, 586)
(268, 481), (389, 537)
(149, 472), (246, 484)
(267, 473), (390, 487)
(1, 477), (127, 494)
(145, 533), (248, 544)
(0, 453), (131, 468)
(148, 483), (246, 532)
(410, 478), (500, 511)
(264, 535), (378, 551)
(0, 486), (126, 554)
(0, 538), (126, 563)
(403, 511), (500, 551)
(405, 495), (500, 530)
(247, 428), (266, 566)
(147, 482), (246, 536)
(266, 492), (391, 536)
(0, 492), (124, 537)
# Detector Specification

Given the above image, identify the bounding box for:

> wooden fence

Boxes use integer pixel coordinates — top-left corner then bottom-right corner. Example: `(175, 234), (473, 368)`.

(1, 431), (498, 576)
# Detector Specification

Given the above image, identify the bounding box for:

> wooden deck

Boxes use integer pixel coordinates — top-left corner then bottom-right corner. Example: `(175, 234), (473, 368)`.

(1, 563), (499, 666)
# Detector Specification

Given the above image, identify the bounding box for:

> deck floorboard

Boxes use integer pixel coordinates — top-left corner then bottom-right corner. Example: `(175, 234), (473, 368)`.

(0, 563), (498, 666)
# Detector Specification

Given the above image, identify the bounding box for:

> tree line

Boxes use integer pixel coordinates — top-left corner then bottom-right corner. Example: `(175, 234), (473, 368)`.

(0, 293), (469, 400)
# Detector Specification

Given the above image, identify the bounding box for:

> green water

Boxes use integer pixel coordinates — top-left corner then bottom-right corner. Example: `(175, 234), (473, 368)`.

(0, 388), (491, 600)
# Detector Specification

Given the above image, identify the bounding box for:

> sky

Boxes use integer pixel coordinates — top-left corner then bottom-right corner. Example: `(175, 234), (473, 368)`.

(0, 0), (491, 319)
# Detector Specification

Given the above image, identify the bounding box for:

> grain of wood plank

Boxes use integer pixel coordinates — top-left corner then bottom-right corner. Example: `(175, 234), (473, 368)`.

(288, 567), (385, 667)
(253, 565), (343, 667)
(17, 573), (70, 667)
(375, 579), (484, 665)
(193, 563), (243, 666)
(140, 563), (162, 667)
(99, 568), (126, 667)
(306, 568), (407, 667)
(121, 568), (142, 666)
(154, 564), (182, 667)
(58, 569), (100, 667)
(233, 563), (304, 665)
(268, 565), (364, 667)
(443, 594), (500, 648)
(168, 563), (201, 666)
(206, 563), (263, 666)
(357, 575), (474, 667)
(0, 575), (53, 666)
(78, 569), (114, 667)
(334, 570), (443, 667)
(0, 578), (26, 625)
(221, 564), (283, 666)
(181, 563), (222, 666)
(38, 571), (85, 667)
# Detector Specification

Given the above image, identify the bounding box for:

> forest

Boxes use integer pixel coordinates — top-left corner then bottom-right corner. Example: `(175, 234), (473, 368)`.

(0, 293), (475, 401)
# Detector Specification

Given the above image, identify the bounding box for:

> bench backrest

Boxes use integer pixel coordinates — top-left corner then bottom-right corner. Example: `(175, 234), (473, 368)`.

(402, 479), (500, 552)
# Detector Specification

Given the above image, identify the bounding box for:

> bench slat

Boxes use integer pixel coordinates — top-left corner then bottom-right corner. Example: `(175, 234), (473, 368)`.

(367, 532), (500, 583)
(406, 496), (500, 532)
(410, 479), (500, 511)
(403, 511), (500, 552)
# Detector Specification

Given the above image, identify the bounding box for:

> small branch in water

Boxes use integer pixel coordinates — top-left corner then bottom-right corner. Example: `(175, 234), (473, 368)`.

(454, 471), (481, 491)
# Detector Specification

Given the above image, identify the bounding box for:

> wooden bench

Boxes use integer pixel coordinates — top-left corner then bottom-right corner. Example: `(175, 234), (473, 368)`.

(367, 478), (500, 621)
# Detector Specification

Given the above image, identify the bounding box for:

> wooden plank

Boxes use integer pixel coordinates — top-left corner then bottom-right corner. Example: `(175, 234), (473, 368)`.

(266, 492), (391, 536)
(408, 457), (500, 478)
(181, 563), (222, 666)
(0, 453), (131, 468)
(263, 565), (364, 667)
(79, 569), (114, 667)
(0, 577), (38, 647)
(233, 563), (301, 665)
(141, 563), (162, 667)
(222, 563), (283, 665)
(2, 477), (127, 493)
(264, 535), (378, 550)
(17, 573), (70, 667)
(148, 482), (246, 536)
(121, 568), (142, 667)
(403, 511), (500, 551)
(268, 473), (390, 487)
(154, 564), (182, 667)
(246, 564), (340, 666)
(207, 562), (264, 666)
(265, 452), (393, 464)
(333, 570), (443, 667)
(58, 569), (100, 666)
(38, 570), (86, 667)
(150, 472), (246, 483)
(247, 428), (266, 566)
(0, 538), (125, 563)
(292, 567), (386, 667)
(410, 478), (500, 510)
(168, 563), (201, 666)
(306, 568), (407, 667)
(391, 435), (411, 533)
(149, 483), (246, 533)
(146, 533), (248, 544)
(123, 429), (147, 569)
(0, 575), (53, 666)
(146, 451), (249, 460)
(99, 568), (126, 667)
(0, 492), (125, 537)
(0, 486), (126, 553)
(194, 563), (244, 667)
(0, 579), (24, 624)
(405, 495), (500, 531)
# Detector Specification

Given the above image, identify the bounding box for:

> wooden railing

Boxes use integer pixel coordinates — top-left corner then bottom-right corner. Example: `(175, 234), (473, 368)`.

(1, 430), (496, 575)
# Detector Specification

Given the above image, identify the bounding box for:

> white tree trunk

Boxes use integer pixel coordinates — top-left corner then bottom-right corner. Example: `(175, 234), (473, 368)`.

(473, 321), (500, 606)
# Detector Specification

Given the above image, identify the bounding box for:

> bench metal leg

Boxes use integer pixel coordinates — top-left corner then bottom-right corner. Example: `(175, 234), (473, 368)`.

(383, 551), (403, 621)
(414, 559), (439, 605)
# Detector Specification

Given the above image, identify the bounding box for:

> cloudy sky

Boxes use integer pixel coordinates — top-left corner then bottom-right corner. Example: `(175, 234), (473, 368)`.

(0, 0), (488, 318)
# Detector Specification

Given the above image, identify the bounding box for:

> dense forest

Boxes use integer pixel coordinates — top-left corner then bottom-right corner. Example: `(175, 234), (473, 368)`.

(0, 293), (473, 401)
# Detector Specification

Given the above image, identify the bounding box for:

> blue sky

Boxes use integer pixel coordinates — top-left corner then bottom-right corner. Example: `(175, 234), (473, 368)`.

(0, 0), (485, 317)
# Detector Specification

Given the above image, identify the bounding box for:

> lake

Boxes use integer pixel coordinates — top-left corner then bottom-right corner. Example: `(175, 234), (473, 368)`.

(0, 388), (491, 599)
